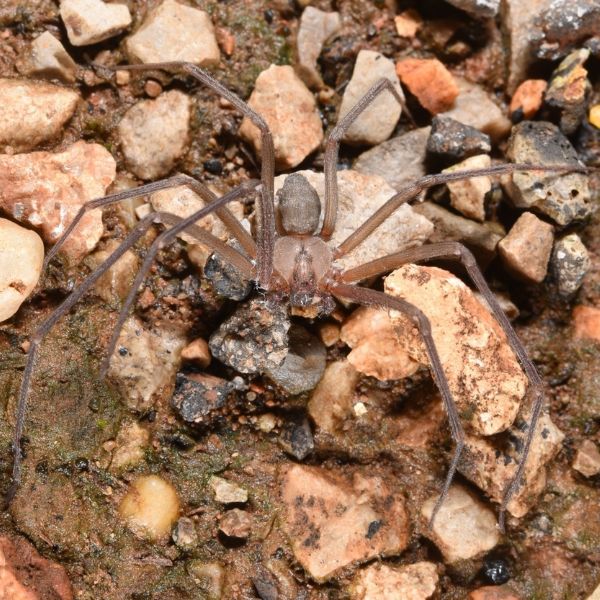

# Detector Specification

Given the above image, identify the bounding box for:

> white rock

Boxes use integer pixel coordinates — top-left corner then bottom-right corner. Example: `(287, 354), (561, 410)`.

(126, 0), (219, 66)
(296, 7), (341, 89)
(22, 32), (77, 83)
(60, 0), (131, 46)
(459, 413), (565, 518)
(385, 264), (527, 436)
(0, 78), (79, 153)
(0, 141), (115, 260)
(274, 170), (434, 272)
(239, 65), (323, 170)
(118, 90), (192, 180)
(119, 475), (180, 540)
(108, 316), (186, 410)
(351, 562), (439, 600)
(209, 476), (248, 504)
(339, 50), (404, 146)
(443, 154), (492, 222)
(421, 485), (499, 562)
(0, 219), (44, 323)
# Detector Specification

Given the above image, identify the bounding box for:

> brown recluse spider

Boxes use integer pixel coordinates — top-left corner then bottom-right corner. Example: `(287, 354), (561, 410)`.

(8, 61), (587, 532)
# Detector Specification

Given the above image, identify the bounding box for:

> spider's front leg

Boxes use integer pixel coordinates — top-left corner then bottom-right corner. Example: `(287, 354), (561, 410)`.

(327, 281), (465, 528)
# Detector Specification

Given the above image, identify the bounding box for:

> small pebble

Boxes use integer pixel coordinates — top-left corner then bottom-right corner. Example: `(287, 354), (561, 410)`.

(396, 57), (458, 114)
(572, 305), (600, 341)
(394, 10), (423, 38)
(339, 50), (403, 146)
(209, 476), (248, 504)
(483, 556), (511, 585)
(172, 373), (231, 423)
(60, 0), (132, 46)
(172, 517), (198, 549)
(427, 116), (491, 163)
(421, 485), (499, 562)
(318, 322), (340, 347)
(219, 508), (252, 539)
(144, 79), (162, 98)
(109, 420), (149, 472)
(551, 233), (590, 297)
(443, 154), (492, 222)
(119, 475), (180, 540)
(498, 212), (554, 283)
(187, 562), (225, 598)
(257, 413), (277, 433)
(181, 338), (211, 368)
(239, 65), (323, 169)
(572, 439), (600, 477)
(0, 78), (79, 153)
(115, 69), (130, 85)
(509, 79), (547, 121)
(545, 48), (591, 134)
(296, 6), (341, 89)
(88, 240), (139, 304)
(0, 219), (44, 323)
(589, 105), (600, 129)
(278, 417), (314, 460)
(204, 248), (253, 301)
(126, 0), (220, 66)
(203, 158), (223, 175)
(22, 31), (77, 83)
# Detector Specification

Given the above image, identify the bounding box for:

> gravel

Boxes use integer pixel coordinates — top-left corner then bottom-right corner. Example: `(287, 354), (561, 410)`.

(171, 373), (232, 424)
(427, 116), (491, 163)
(60, 0), (131, 45)
(551, 233), (591, 297)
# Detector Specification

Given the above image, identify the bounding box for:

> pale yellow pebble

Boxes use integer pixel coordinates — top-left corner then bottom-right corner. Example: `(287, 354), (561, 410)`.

(119, 475), (180, 540)
(589, 105), (600, 129)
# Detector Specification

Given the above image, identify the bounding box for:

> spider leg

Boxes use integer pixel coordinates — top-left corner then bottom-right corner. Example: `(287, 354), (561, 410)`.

(99, 61), (276, 288)
(340, 241), (546, 531)
(322, 78), (405, 240)
(44, 173), (256, 270)
(334, 162), (588, 259)
(327, 281), (464, 528)
(100, 180), (260, 377)
(7, 182), (256, 504)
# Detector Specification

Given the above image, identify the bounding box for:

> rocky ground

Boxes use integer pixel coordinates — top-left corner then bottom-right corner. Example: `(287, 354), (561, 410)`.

(0, 0), (599, 598)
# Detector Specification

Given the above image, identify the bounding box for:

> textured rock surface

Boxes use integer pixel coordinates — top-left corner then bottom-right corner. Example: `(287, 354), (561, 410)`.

(396, 58), (458, 114)
(551, 233), (590, 297)
(339, 50), (403, 145)
(118, 90), (192, 180)
(459, 413), (565, 518)
(239, 65), (323, 169)
(109, 420), (150, 473)
(0, 78), (79, 152)
(126, 0), (219, 65)
(427, 116), (491, 163)
(354, 126), (430, 191)
(219, 508), (252, 539)
(60, 0), (131, 45)
(573, 440), (600, 477)
(20, 31), (77, 83)
(421, 485), (499, 562)
(280, 465), (409, 582)
(351, 562), (439, 600)
(505, 121), (591, 226)
(108, 317), (186, 410)
(340, 306), (419, 381)
(0, 141), (115, 259)
(210, 476), (248, 504)
(443, 154), (492, 222)
(296, 7), (341, 89)
(0, 219), (44, 323)
(385, 264), (527, 436)
(274, 170), (434, 272)
(509, 79), (547, 120)
(498, 212), (554, 283)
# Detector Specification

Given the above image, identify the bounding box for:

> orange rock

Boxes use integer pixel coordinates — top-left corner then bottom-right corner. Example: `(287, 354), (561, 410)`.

(573, 305), (600, 341)
(394, 10), (422, 38)
(396, 58), (458, 114)
(510, 79), (547, 119)
(469, 585), (521, 600)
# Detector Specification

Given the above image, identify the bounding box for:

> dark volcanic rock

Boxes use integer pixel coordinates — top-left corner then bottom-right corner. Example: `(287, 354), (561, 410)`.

(172, 372), (233, 423)
(278, 416), (314, 460)
(427, 116), (491, 163)
(204, 248), (253, 301)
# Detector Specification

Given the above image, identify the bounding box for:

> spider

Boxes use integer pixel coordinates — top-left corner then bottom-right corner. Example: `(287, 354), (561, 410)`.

(8, 60), (584, 531)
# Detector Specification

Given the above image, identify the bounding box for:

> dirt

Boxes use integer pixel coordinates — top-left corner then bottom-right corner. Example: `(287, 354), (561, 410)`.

(0, 0), (599, 599)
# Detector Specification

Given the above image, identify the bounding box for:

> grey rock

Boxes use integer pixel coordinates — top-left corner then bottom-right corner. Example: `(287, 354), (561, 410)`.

(204, 247), (252, 301)
(505, 121), (591, 226)
(118, 90), (192, 180)
(440, 78), (511, 140)
(444, 0), (499, 17)
(413, 201), (502, 259)
(338, 50), (403, 146)
(296, 7), (341, 89)
(545, 48), (591, 135)
(354, 127), (430, 191)
(171, 373), (232, 423)
(265, 325), (326, 395)
(278, 417), (314, 460)
(551, 233), (590, 297)
(427, 116), (491, 163)
(534, 0), (600, 60)
(209, 298), (290, 374)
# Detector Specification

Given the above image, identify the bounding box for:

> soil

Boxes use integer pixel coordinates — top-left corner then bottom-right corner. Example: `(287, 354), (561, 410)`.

(0, 0), (599, 598)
